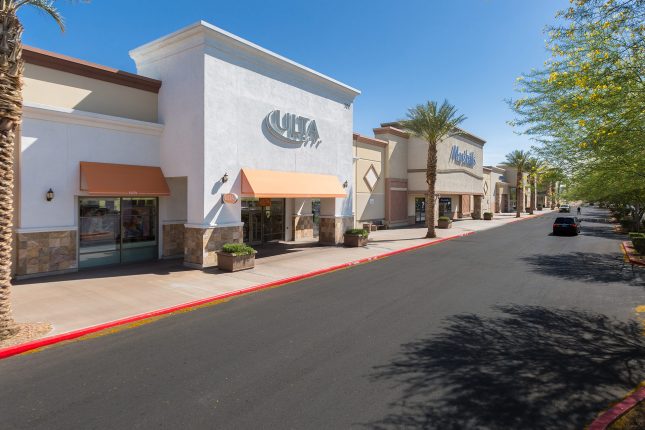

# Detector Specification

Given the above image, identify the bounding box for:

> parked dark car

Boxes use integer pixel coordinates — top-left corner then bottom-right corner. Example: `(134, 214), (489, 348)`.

(553, 217), (581, 235)
(559, 204), (571, 213)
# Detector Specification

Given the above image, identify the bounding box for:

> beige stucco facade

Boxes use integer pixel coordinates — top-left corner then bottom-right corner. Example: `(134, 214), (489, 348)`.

(24, 64), (158, 123)
(353, 124), (494, 227)
(353, 134), (387, 224)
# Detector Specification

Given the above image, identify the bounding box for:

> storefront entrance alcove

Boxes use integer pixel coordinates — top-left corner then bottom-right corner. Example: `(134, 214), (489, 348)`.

(439, 197), (453, 218)
(414, 197), (426, 224)
(79, 197), (158, 269)
(241, 198), (285, 245)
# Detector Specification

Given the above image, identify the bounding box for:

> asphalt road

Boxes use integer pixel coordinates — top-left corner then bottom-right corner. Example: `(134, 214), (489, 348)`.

(1, 208), (643, 429)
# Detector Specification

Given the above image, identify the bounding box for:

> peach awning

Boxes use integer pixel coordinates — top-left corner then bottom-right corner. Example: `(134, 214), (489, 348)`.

(241, 168), (346, 198)
(80, 162), (170, 196)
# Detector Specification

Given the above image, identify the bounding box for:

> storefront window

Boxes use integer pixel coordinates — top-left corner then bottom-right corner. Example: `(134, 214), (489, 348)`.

(121, 198), (158, 263)
(79, 197), (158, 269)
(415, 197), (426, 223)
(79, 198), (121, 268)
(439, 197), (452, 218)
(241, 198), (285, 244)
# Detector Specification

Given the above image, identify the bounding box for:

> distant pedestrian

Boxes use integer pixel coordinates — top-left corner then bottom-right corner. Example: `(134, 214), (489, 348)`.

(577, 206), (581, 215)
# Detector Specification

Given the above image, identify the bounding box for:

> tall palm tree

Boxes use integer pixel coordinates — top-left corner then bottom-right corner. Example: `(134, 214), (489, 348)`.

(400, 100), (466, 238)
(502, 150), (531, 218)
(0, 1), (64, 340)
(525, 157), (545, 214)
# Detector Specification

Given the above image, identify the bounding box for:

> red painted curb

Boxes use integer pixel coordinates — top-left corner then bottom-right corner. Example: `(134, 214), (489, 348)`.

(621, 242), (645, 267)
(0, 229), (483, 360)
(588, 387), (645, 430)
(0, 212), (551, 360)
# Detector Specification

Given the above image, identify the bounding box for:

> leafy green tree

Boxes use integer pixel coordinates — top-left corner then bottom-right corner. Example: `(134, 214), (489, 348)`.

(0, 0), (64, 340)
(502, 150), (531, 218)
(400, 100), (466, 238)
(510, 0), (644, 223)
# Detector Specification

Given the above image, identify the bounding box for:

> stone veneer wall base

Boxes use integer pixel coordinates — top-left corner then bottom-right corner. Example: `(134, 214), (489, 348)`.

(16, 230), (78, 278)
(292, 214), (314, 240)
(319, 216), (354, 245)
(162, 223), (186, 258)
(184, 225), (243, 268)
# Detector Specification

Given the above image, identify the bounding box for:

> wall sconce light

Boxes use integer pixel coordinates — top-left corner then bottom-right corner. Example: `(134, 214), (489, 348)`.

(343, 180), (349, 188)
(221, 173), (229, 183)
(46, 188), (54, 202)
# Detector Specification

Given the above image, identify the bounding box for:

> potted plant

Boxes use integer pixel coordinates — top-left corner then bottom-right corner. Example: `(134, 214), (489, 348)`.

(437, 216), (452, 229)
(217, 243), (257, 272)
(344, 228), (369, 247)
(471, 211), (481, 220)
(483, 212), (493, 220)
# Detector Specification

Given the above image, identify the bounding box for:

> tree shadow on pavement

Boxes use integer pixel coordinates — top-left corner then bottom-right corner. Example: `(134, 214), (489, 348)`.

(522, 252), (639, 284)
(364, 305), (645, 430)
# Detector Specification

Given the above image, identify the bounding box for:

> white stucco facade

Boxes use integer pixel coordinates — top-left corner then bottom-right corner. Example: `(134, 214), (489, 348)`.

(130, 22), (359, 229)
(18, 104), (163, 232)
(14, 21), (360, 277)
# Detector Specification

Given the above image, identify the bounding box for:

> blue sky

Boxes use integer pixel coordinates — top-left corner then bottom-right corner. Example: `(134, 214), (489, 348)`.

(19, 0), (568, 165)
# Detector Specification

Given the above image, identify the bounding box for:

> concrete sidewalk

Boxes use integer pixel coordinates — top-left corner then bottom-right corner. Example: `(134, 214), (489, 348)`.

(11, 210), (553, 337)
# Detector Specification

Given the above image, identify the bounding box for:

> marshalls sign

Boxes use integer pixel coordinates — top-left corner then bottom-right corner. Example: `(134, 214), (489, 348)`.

(449, 145), (476, 168)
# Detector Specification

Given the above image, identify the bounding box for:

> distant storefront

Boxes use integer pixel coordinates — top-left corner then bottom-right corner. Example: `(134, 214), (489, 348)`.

(353, 124), (488, 227)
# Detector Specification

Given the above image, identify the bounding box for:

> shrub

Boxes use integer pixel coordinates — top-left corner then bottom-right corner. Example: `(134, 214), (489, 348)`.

(483, 212), (493, 220)
(629, 232), (645, 240)
(345, 228), (369, 238)
(633, 237), (645, 255)
(221, 243), (255, 255)
(619, 217), (634, 229)
(438, 216), (451, 222)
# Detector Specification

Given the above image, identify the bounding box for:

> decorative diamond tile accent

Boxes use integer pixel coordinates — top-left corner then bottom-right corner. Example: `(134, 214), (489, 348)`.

(364, 164), (379, 191)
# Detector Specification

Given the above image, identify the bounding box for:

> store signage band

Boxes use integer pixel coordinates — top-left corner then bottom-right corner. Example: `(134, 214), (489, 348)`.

(265, 109), (320, 144)
(449, 145), (476, 168)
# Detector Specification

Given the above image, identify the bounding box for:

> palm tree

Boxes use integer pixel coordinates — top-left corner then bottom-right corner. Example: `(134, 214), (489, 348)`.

(0, 1), (64, 340)
(525, 157), (545, 214)
(502, 150), (531, 218)
(400, 100), (466, 238)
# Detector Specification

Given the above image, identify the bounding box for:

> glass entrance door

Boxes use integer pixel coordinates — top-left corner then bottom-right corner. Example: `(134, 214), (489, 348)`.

(79, 198), (121, 268)
(242, 200), (262, 245)
(79, 197), (158, 269)
(263, 199), (284, 242)
(312, 199), (320, 238)
(121, 198), (158, 263)
(242, 198), (285, 244)
(415, 198), (426, 223)
(439, 197), (452, 217)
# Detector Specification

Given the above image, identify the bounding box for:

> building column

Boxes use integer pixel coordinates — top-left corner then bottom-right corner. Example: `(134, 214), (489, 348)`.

(318, 198), (353, 245)
(292, 198), (314, 241)
(473, 195), (482, 219)
(183, 224), (243, 268)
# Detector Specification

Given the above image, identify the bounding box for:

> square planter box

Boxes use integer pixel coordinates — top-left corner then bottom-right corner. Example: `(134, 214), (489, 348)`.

(437, 219), (452, 229)
(217, 251), (256, 272)
(344, 234), (368, 247)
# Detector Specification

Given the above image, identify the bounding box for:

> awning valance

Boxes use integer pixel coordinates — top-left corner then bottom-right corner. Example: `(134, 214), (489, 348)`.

(80, 161), (170, 196)
(241, 168), (346, 198)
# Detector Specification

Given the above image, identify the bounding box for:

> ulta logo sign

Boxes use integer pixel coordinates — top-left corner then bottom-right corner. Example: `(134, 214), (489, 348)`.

(265, 109), (320, 144)
(450, 145), (476, 168)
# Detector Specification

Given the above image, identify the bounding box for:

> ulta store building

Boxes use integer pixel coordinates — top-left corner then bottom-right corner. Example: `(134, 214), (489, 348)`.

(14, 21), (359, 278)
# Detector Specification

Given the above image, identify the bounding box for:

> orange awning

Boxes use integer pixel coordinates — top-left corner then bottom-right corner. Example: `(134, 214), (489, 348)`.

(80, 162), (170, 196)
(241, 168), (346, 198)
